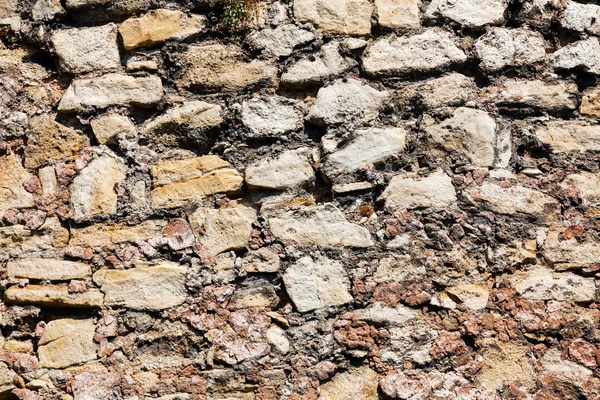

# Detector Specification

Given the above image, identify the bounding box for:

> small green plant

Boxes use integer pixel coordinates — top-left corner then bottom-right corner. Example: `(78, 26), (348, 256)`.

(219, 0), (258, 29)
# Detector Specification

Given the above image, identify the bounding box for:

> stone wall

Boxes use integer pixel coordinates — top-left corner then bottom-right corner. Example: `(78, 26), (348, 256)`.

(1, 0), (600, 398)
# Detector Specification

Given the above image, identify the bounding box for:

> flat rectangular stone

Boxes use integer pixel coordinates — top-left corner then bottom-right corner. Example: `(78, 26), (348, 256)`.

(4, 285), (104, 308)
(69, 220), (168, 248)
(7, 258), (91, 280)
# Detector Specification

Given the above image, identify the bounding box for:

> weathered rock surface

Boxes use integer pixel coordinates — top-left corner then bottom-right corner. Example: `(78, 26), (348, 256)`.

(381, 171), (457, 211)
(508, 266), (596, 302)
(293, 0), (373, 36)
(425, 0), (507, 29)
(241, 248), (281, 273)
(90, 113), (136, 145)
(93, 262), (187, 311)
(241, 95), (303, 137)
(0, 362), (16, 398)
(119, 9), (207, 50)
(400, 72), (478, 110)
(38, 318), (97, 368)
(475, 27), (546, 73)
(7, 258), (90, 280)
(0, 155), (35, 212)
(476, 341), (537, 391)
(470, 184), (559, 218)
(551, 38), (600, 75)
(5, 285), (104, 307)
(247, 24), (315, 57)
(535, 121), (600, 153)
(318, 367), (379, 399)
(69, 220), (167, 247)
(581, 86), (600, 116)
(560, 1), (600, 35)
(362, 30), (467, 77)
(375, 0), (421, 29)
(484, 79), (578, 112)
(283, 254), (353, 312)
(245, 148), (314, 190)
(269, 204), (373, 248)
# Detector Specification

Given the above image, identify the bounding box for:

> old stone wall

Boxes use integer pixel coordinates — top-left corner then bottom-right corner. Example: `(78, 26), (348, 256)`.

(1, 0), (600, 398)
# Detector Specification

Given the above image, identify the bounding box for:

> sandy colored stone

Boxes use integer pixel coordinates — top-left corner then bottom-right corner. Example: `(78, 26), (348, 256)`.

(0, 217), (69, 257)
(581, 86), (600, 116)
(7, 258), (90, 280)
(26, 114), (88, 169)
(266, 325), (289, 354)
(293, 0), (373, 36)
(445, 284), (489, 310)
(476, 341), (537, 391)
(38, 318), (97, 368)
(318, 367), (379, 399)
(71, 155), (126, 220)
(119, 9), (207, 50)
(69, 220), (167, 247)
(58, 74), (164, 112)
(93, 262), (187, 311)
(0, 362), (16, 399)
(0, 155), (35, 212)
(189, 203), (257, 255)
(375, 0), (420, 28)
(381, 170), (457, 211)
(241, 95), (303, 137)
(90, 113), (136, 145)
(508, 266), (596, 302)
(39, 166), (58, 197)
(245, 148), (314, 190)
(4, 285), (104, 308)
(485, 79), (578, 112)
(470, 183), (560, 218)
(542, 228), (600, 271)
(175, 44), (277, 93)
(151, 156), (243, 209)
(535, 121), (600, 153)
(354, 302), (420, 325)
(241, 248), (281, 273)
(228, 286), (278, 310)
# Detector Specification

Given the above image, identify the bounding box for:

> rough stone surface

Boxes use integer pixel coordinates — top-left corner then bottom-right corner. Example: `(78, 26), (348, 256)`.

(508, 267), (596, 302)
(7, 258), (90, 280)
(470, 183), (559, 218)
(318, 367), (379, 399)
(375, 0), (421, 29)
(551, 38), (600, 75)
(475, 27), (546, 73)
(425, 0), (507, 29)
(38, 318), (97, 368)
(293, 0), (373, 36)
(535, 121), (600, 153)
(484, 79), (578, 112)
(581, 86), (600, 116)
(0, 155), (35, 212)
(245, 148), (314, 190)
(5, 285), (104, 307)
(241, 95), (303, 137)
(247, 24), (315, 57)
(560, 1), (600, 35)
(381, 171), (457, 211)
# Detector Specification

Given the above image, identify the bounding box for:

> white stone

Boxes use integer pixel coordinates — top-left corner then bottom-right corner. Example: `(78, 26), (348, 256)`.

(283, 254), (353, 312)
(380, 170), (457, 211)
(245, 148), (314, 190)
(401, 72), (479, 110)
(475, 27), (546, 73)
(293, 0), (374, 36)
(353, 302), (419, 325)
(507, 266), (596, 302)
(535, 121), (600, 153)
(241, 95), (303, 137)
(561, 1), (600, 35)
(7, 258), (90, 280)
(247, 24), (315, 57)
(266, 325), (290, 354)
(425, 0), (507, 29)
(485, 79), (578, 112)
(552, 37), (600, 75)
(561, 172), (600, 207)
(375, 0), (421, 29)
(469, 184), (560, 218)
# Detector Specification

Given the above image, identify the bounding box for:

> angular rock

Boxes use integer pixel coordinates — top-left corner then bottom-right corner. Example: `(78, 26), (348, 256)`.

(445, 284), (489, 310)
(281, 42), (357, 87)
(307, 78), (391, 126)
(318, 367), (379, 399)
(0, 362), (16, 399)
(423, 107), (497, 167)
(151, 156), (243, 209)
(26, 114), (88, 169)
(560, 1), (600, 35)
(0, 0), (17, 18)
(90, 113), (136, 145)
(380, 170), (457, 211)
(229, 286), (278, 310)
(375, 0), (421, 29)
(7, 258), (90, 281)
(174, 44), (277, 93)
(353, 302), (419, 325)
(383, 320), (437, 364)
(400, 72), (478, 110)
(293, 0), (373, 36)
(4, 285), (104, 308)
(581, 86), (600, 116)
(0, 155), (35, 212)
(535, 121), (600, 153)
(119, 9), (207, 50)
(475, 27), (546, 73)
(283, 254), (353, 312)
(93, 262), (187, 311)
(71, 155), (126, 220)
(245, 148), (314, 190)
(241, 248), (281, 273)
(552, 38), (600, 75)
(247, 24), (315, 57)
(470, 184), (559, 218)
(562, 172), (600, 207)
(69, 220), (167, 247)
(0, 217), (69, 257)
(518, 0), (564, 30)
(266, 325), (289, 354)
(64, 0), (149, 23)
(269, 204), (373, 248)
(322, 127), (406, 177)
(425, 0), (507, 29)
(363, 29), (467, 77)
(485, 79), (578, 113)
(241, 95), (303, 137)
(38, 318), (97, 369)
(189, 203), (257, 255)
(476, 341), (537, 391)
(51, 23), (121, 74)
(58, 74), (163, 112)
(32, 0), (64, 21)
(542, 229), (600, 271)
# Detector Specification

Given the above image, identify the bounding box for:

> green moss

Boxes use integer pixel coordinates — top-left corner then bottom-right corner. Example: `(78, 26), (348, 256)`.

(219, 0), (258, 29)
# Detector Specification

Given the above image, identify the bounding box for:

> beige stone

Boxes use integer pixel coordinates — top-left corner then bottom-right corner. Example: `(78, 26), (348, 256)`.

(38, 318), (97, 368)
(293, 0), (374, 36)
(71, 155), (126, 220)
(318, 367), (379, 400)
(90, 113), (136, 145)
(26, 114), (88, 168)
(507, 266), (596, 302)
(190, 203), (257, 255)
(476, 341), (536, 391)
(93, 262), (187, 311)
(469, 184), (559, 218)
(7, 258), (91, 280)
(119, 9), (207, 50)
(143, 101), (222, 136)
(266, 325), (290, 354)
(245, 148), (314, 190)
(69, 220), (167, 247)
(151, 156), (243, 209)
(381, 170), (457, 211)
(4, 285), (104, 308)
(39, 166), (58, 197)
(581, 86), (600, 116)
(0, 217), (69, 257)
(242, 248), (281, 273)
(445, 284), (489, 310)
(536, 121), (600, 153)
(485, 79), (578, 112)
(228, 286), (278, 310)
(0, 362), (16, 399)
(175, 44), (277, 93)
(375, 0), (420, 28)
(0, 155), (35, 212)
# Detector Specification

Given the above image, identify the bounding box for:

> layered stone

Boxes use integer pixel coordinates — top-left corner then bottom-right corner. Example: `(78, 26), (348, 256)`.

(38, 318), (97, 368)
(7, 258), (90, 280)
(69, 220), (167, 247)
(5, 285), (104, 308)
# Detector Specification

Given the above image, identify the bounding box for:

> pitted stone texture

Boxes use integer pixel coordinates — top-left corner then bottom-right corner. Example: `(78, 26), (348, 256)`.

(307, 78), (391, 126)
(189, 203), (257, 255)
(518, 0), (564, 30)
(175, 44), (277, 93)
(7, 258), (90, 280)
(58, 74), (163, 112)
(283, 254), (353, 312)
(484, 79), (578, 112)
(470, 184), (560, 218)
(26, 114), (88, 169)
(281, 42), (357, 87)
(69, 220), (167, 247)
(247, 24), (315, 57)
(0, 155), (35, 212)
(318, 367), (379, 399)
(552, 38), (600, 75)
(542, 228), (600, 271)
(51, 23), (120, 74)
(535, 121), (600, 153)
(269, 204), (374, 248)
(362, 30), (467, 77)
(581, 86), (600, 116)
(561, 172), (600, 207)
(38, 318), (97, 369)
(71, 155), (126, 221)
(241, 95), (303, 137)
(32, 0), (64, 21)
(245, 148), (314, 190)
(508, 267), (596, 302)
(242, 248), (281, 273)
(293, 0), (373, 36)
(90, 113), (136, 145)
(560, 1), (600, 35)
(322, 127), (406, 177)
(0, 362), (16, 398)
(383, 320), (438, 365)
(151, 156), (243, 209)
(476, 341), (537, 391)
(475, 27), (546, 73)
(119, 9), (207, 50)
(425, 0), (507, 29)
(93, 262), (187, 311)
(375, 0), (420, 29)
(401, 72), (479, 110)
(381, 171), (457, 211)
(4, 285), (104, 308)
